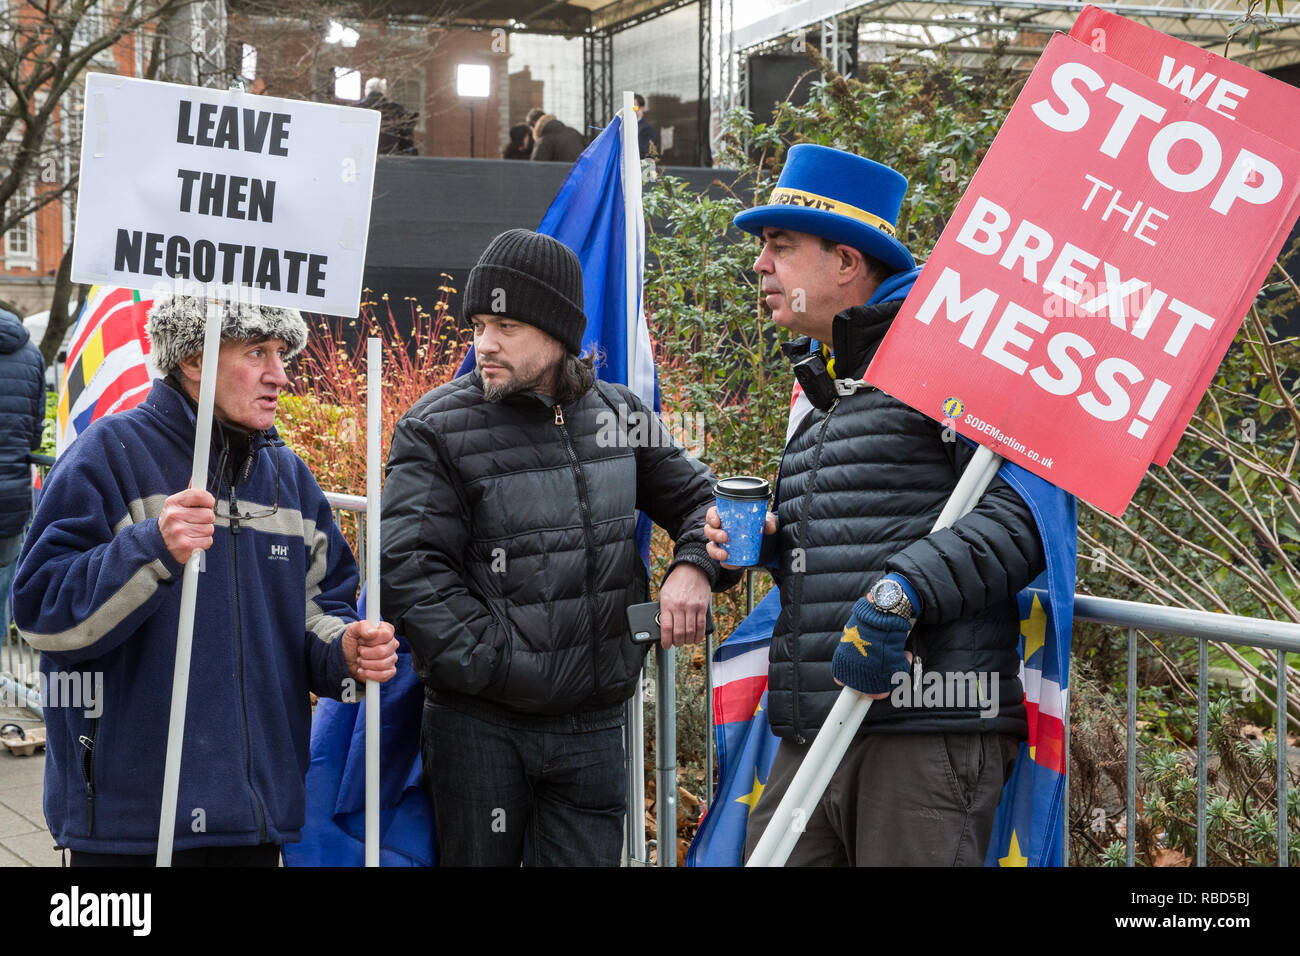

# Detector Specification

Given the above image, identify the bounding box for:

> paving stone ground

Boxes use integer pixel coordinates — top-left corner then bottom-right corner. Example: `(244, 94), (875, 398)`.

(0, 705), (57, 867)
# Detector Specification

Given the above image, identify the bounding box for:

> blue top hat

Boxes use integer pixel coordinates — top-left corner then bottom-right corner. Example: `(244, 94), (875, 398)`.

(734, 144), (915, 272)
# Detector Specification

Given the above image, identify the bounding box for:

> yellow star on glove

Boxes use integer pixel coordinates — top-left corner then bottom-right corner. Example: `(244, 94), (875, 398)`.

(840, 624), (871, 657)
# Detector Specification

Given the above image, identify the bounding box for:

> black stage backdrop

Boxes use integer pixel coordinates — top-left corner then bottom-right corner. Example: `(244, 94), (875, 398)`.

(350, 155), (739, 346)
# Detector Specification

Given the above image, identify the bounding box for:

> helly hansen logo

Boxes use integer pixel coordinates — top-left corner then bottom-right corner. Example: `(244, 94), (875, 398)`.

(268, 544), (289, 561)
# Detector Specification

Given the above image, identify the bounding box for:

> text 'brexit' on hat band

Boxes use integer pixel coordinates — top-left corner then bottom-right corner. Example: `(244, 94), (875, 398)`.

(768, 188), (898, 236)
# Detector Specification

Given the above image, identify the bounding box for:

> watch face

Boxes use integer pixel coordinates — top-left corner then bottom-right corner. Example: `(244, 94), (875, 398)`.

(873, 579), (903, 610)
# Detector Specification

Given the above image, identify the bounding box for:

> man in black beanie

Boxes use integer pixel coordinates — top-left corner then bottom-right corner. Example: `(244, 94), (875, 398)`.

(381, 229), (738, 866)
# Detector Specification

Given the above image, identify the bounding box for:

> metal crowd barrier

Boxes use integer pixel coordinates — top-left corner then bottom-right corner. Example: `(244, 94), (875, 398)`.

(1062, 590), (1298, 868)
(327, 494), (1299, 868)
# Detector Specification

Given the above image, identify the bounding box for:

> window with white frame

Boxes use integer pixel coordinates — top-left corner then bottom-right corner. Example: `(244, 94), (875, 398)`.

(72, 3), (105, 48)
(5, 181), (38, 267)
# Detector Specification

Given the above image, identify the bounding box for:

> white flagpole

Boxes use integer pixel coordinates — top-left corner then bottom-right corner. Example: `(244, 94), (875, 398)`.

(365, 337), (381, 866)
(621, 91), (640, 392)
(156, 297), (225, 866)
(620, 90), (649, 864)
(746, 444), (1005, 867)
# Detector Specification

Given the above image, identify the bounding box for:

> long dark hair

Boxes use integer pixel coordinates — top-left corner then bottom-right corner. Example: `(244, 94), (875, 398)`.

(553, 347), (599, 404)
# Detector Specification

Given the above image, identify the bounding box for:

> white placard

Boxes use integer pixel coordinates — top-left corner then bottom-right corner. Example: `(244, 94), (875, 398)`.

(71, 73), (381, 317)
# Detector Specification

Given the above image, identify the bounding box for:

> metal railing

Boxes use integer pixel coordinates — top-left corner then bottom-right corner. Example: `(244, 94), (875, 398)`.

(1064, 590), (1297, 868)
(637, 577), (1298, 868)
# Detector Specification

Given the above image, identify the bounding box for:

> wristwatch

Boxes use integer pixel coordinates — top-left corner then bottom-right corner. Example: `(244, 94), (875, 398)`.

(868, 577), (914, 621)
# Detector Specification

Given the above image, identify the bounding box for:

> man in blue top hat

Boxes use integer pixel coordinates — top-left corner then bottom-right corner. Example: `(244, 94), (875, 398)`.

(704, 144), (1045, 866)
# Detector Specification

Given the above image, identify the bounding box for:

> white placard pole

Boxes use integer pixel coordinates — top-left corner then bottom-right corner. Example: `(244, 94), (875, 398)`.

(365, 337), (381, 866)
(746, 445), (1004, 867)
(156, 298), (225, 866)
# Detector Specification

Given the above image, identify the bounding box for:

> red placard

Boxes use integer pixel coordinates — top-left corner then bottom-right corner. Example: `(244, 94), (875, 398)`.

(866, 31), (1300, 516)
(1070, 5), (1300, 464)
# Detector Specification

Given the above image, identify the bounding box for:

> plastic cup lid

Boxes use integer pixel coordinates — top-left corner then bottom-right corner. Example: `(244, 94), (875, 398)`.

(714, 475), (771, 500)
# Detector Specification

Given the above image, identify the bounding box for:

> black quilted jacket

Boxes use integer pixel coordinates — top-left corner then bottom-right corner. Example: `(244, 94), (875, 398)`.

(768, 299), (1045, 742)
(381, 372), (735, 721)
(0, 309), (45, 537)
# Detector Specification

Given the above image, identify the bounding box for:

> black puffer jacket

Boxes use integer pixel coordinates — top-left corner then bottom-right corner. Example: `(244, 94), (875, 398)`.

(0, 309), (46, 537)
(768, 298), (1045, 742)
(381, 373), (735, 722)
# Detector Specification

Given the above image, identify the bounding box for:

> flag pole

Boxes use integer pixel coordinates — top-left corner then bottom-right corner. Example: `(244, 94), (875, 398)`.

(156, 297), (225, 866)
(365, 337), (382, 866)
(621, 91), (640, 393)
(746, 444), (1005, 867)
(620, 89), (650, 865)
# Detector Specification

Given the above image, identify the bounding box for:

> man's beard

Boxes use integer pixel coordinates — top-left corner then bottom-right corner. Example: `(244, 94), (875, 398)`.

(480, 359), (554, 403)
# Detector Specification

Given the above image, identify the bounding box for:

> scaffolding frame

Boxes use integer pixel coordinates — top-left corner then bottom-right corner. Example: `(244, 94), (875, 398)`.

(717, 0), (1300, 111)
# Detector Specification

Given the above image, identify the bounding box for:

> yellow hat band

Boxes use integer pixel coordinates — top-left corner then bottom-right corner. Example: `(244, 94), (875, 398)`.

(767, 188), (897, 237)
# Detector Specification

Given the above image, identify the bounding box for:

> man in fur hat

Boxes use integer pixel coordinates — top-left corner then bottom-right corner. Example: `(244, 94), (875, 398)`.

(12, 296), (398, 866)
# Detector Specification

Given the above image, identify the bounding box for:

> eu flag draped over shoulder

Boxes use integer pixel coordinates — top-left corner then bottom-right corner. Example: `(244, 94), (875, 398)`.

(688, 476), (1076, 867)
(687, 271), (1078, 867)
(290, 111), (651, 865)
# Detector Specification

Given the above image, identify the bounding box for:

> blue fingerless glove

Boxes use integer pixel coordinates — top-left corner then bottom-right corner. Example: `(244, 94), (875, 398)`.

(831, 597), (913, 695)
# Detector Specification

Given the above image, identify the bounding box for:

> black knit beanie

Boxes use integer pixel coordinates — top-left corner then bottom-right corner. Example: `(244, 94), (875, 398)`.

(462, 229), (586, 354)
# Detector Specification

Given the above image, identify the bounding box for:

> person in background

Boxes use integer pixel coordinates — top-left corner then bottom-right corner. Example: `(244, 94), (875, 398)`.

(633, 93), (659, 160)
(502, 123), (533, 160)
(530, 113), (586, 163)
(358, 77), (418, 155)
(0, 305), (45, 633)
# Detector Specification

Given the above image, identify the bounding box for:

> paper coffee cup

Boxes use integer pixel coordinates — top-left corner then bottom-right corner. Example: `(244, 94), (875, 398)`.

(714, 476), (771, 567)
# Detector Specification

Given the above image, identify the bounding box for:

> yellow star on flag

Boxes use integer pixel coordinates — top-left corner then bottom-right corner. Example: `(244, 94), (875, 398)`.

(840, 624), (870, 657)
(1020, 595), (1047, 665)
(998, 830), (1028, 867)
(735, 771), (766, 815)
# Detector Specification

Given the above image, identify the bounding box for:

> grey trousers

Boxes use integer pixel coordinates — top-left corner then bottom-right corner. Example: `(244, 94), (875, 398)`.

(743, 731), (1019, 866)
